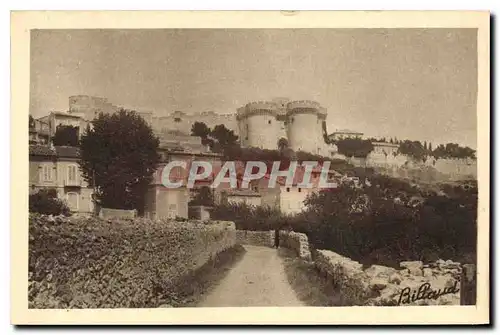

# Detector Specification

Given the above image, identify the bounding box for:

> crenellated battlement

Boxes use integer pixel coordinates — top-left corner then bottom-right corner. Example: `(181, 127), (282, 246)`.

(246, 101), (279, 111)
(286, 100), (321, 110)
(286, 100), (327, 118)
(235, 98), (328, 153)
(236, 101), (279, 120)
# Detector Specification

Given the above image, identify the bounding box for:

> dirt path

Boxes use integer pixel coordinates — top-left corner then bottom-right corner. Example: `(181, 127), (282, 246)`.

(198, 245), (305, 307)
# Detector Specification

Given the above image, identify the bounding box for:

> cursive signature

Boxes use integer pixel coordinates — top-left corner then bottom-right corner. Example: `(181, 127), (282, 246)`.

(397, 281), (460, 305)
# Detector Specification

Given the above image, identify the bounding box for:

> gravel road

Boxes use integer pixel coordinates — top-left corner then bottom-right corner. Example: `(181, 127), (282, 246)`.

(198, 245), (305, 307)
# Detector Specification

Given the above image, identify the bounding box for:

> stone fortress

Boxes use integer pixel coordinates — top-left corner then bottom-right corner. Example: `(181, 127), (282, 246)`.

(65, 96), (330, 155)
(236, 98), (329, 154)
(151, 110), (237, 138)
(148, 97), (329, 156)
(34, 95), (477, 182)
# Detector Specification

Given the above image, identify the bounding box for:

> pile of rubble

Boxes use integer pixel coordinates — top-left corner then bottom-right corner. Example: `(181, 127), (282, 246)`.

(366, 259), (461, 306)
(314, 248), (462, 306)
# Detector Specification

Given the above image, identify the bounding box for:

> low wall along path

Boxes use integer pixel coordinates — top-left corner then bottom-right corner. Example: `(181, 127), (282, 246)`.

(29, 216), (467, 308)
(225, 229), (464, 306)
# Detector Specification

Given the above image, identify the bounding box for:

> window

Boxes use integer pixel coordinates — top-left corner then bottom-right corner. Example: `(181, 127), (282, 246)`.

(286, 187), (290, 192)
(174, 117), (181, 122)
(41, 165), (53, 182)
(268, 120), (271, 125)
(67, 165), (78, 183)
(298, 188), (301, 193)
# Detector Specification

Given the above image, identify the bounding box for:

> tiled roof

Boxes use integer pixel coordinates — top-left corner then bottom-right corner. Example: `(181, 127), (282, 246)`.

(29, 145), (80, 158)
(29, 145), (56, 157)
(52, 112), (82, 118)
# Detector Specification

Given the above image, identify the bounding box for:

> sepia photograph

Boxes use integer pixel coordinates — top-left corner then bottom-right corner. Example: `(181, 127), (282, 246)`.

(11, 11), (490, 325)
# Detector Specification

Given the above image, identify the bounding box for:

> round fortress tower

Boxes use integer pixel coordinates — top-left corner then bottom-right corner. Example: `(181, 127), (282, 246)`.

(237, 101), (281, 150)
(286, 100), (327, 155)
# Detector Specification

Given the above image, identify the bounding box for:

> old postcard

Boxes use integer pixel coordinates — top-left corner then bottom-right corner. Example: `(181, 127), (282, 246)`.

(11, 11), (490, 325)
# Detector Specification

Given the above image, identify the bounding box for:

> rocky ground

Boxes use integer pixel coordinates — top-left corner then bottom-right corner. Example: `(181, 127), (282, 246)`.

(366, 259), (461, 306)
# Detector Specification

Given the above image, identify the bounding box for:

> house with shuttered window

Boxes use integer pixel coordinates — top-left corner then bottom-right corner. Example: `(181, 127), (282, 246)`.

(29, 145), (95, 214)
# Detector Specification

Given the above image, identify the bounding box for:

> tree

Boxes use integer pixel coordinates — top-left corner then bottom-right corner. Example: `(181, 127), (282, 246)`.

(189, 186), (215, 206)
(321, 121), (329, 143)
(336, 138), (374, 158)
(29, 115), (35, 129)
(277, 137), (289, 151)
(398, 140), (427, 162)
(191, 121), (214, 147)
(29, 188), (70, 216)
(53, 125), (79, 147)
(210, 124), (239, 153)
(431, 143), (475, 159)
(191, 121), (211, 139)
(79, 109), (160, 212)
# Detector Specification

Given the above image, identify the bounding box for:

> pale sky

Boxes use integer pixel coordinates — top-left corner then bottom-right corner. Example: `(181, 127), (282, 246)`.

(30, 29), (478, 149)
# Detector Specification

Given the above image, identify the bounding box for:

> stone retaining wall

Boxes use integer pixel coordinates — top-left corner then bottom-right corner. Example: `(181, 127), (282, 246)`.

(99, 207), (137, 220)
(29, 214), (236, 308)
(314, 249), (461, 306)
(236, 230), (274, 247)
(279, 230), (312, 261)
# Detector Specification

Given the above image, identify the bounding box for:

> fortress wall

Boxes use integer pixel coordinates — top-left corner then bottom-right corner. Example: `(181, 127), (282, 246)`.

(364, 153), (477, 180)
(152, 112), (239, 136)
(287, 112), (324, 154)
(244, 113), (280, 150)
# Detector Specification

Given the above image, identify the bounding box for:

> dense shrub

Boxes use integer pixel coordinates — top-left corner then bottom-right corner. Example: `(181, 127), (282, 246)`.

(28, 214), (235, 308)
(29, 189), (70, 216)
(189, 186), (215, 206)
(334, 138), (374, 158)
(213, 175), (477, 268)
(298, 177), (477, 267)
(211, 202), (290, 231)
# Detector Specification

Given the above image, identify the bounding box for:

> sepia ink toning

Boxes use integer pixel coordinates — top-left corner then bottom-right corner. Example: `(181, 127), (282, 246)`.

(27, 28), (479, 310)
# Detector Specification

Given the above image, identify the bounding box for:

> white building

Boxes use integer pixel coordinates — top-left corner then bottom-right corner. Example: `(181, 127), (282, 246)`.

(328, 129), (364, 141)
(237, 99), (328, 153)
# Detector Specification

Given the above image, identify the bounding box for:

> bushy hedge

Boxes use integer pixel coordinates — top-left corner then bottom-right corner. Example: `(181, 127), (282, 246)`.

(211, 202), (288, 231)
(29, 189), (70, 216)
(298, 177), (477, 267)
(28, 214), (235, 308)
(212, 175), (477, 267)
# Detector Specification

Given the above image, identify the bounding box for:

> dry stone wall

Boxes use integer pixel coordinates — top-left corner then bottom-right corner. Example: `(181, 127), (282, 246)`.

(314, 249), (461, 306)
(99, 208), (137, 220)
(29, 214), (236, 308)
(236, 230), (274, 247)
(279, 230), (312, 261)
(276, 230), (462, 306)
